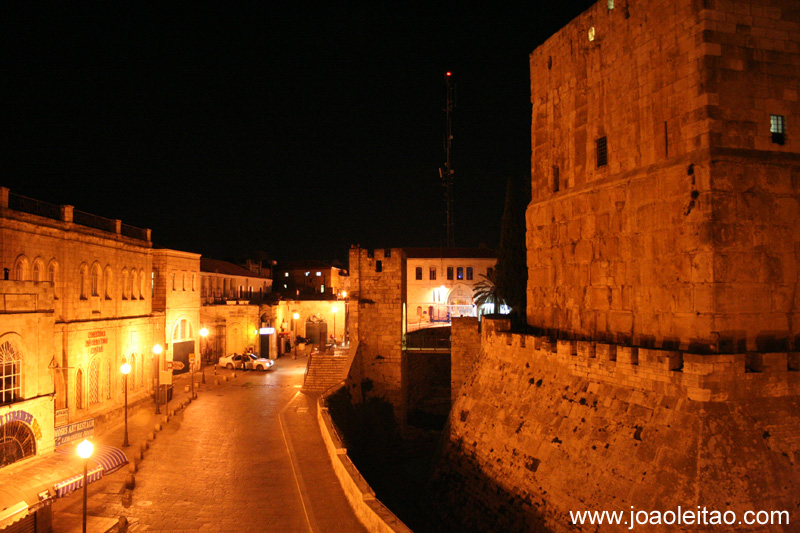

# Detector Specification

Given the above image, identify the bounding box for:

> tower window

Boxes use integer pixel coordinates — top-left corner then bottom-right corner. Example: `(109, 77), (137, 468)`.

(376, 261), (382, 273)
(447, 267), (454, 280)
(415, 267), (422, 280)
(457, 267), (464, 280)
(429, 267), (437, 280)
(552, 166), (560, 192)
(771, 115), (786, 145)
(596, 136), (608, 167)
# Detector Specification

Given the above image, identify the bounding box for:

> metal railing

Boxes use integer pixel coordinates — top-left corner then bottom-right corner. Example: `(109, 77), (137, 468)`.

(72, 209), (116, 233)
(121, 223), (148, 240)
(8, 193), (61, 221)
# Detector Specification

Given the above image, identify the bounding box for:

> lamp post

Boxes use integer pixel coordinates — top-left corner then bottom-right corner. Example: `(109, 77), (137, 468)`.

(292, 312), (299, 359)
(120, 361), (131, 447)
(199, 327), (208, 384)
(77, 439), (93, 533)
(153, 344), (162, 414)
(331, 305), (338, 347)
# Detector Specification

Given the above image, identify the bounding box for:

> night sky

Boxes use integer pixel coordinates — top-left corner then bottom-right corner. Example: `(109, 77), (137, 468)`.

(4, 2), (594, 264)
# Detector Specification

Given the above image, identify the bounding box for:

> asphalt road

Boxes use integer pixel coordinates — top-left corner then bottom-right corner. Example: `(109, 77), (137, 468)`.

(52, 357), (367, 532)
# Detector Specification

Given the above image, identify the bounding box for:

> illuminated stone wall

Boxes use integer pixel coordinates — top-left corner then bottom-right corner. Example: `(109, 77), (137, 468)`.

(348, 245), (407, 421)
(527, 0), (800, 350)
(435, 319), (800, 531)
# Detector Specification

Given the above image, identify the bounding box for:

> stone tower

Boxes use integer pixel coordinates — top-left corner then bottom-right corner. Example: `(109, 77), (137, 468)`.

(432, 1), (800, 530)
(527, 0), (799, 353)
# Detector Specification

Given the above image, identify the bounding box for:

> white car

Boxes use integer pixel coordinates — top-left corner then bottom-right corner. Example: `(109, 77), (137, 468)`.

(219, 353), (274, 371)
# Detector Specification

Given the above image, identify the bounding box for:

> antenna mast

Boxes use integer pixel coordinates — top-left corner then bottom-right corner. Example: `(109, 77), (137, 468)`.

(441, 71), (455, 248)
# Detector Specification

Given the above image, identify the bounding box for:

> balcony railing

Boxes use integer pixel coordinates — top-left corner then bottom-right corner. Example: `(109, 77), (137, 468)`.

(72, 210), (116, 233)
(8, 193), (61, 221)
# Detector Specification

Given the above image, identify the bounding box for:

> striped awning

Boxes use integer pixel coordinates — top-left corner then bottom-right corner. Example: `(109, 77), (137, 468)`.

(52, 443), (129, 496)
(88, 444), (129, 475)
(52, 465), (104, 497)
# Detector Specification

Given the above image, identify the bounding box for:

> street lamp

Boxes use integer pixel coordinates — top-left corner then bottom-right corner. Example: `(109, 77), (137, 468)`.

(77, 439), (93, 533)
(152, 344), (162, 414)
(120, 361), (131, 447)
(199, 327), (208, 384)
(331, 305), (338, 347)
(292, 312), (299, 359)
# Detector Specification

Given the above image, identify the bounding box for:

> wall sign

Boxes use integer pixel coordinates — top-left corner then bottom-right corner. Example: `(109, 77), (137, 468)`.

(0, 410), (43, 442)
(54, 418), (95, 446)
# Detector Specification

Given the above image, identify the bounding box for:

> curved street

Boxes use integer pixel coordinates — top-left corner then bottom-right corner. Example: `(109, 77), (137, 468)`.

(52, 357), (367, 532)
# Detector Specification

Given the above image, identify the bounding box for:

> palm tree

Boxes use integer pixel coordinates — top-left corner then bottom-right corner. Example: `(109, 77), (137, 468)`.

(472, 270), (505, 316)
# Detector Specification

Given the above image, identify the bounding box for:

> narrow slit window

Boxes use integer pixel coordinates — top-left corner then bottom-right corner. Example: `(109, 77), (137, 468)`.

(376, 260), (382, 273)
(596, 136), (608, 167)
(771, 115), (786, 145)
(415, 267), (422, 280)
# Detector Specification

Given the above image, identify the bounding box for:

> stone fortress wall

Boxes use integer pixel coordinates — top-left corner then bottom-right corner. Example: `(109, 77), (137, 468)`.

(526, 0), (799, 350)
(434, 318), (800, 531)
(431, 0), (800, 530)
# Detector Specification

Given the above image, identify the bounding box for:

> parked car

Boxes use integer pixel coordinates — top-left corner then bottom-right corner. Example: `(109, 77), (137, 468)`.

(218, 353), (275, 371)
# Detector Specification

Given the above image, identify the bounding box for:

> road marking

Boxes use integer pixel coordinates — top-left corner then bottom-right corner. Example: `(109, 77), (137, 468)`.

(279, 391), (319, 533)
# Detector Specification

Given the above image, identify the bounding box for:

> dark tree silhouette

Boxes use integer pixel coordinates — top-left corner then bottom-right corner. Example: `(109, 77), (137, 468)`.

(494, 176), (529, 324)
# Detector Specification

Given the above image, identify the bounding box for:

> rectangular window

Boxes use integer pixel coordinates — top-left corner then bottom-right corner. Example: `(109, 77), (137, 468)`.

(376, 261), (383, 273)
(596, 136), (608, 167)
(320, 284), (325, 293)
(457, 267), (464, 280)
(384, 249), (391, 258)
(466, 267), (473, 280)
(415, 267), (422, 280)
(447, 267), (454, 280)
(552, 166), (560, 193)
(771, 114), (786, 145)
(429, 267), (437, 280)
(316, 271), (321, 277)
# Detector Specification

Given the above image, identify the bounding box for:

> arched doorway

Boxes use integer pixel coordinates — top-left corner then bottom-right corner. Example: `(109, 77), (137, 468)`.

(447, 284), (476, 318)
(305, 315), (328, 346)
(0, 420), (36, 467)
(171, 317), (196, 375)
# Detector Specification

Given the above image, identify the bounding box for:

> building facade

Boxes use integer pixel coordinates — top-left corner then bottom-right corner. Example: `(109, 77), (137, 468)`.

(405, 247), (496, 330)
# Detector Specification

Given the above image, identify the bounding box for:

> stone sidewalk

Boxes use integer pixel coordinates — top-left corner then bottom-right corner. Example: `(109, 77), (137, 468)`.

(51, 358), (367, 532)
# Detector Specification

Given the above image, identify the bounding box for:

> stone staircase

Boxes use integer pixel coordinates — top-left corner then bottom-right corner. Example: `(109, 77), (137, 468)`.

(302, 346), (353, 394)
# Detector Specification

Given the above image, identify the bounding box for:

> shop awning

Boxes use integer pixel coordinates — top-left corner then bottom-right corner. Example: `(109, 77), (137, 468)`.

(0, 443), (128, 524)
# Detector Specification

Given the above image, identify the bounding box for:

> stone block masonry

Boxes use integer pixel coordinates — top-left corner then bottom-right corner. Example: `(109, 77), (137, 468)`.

(527, 0), (800, 351)
(431, 318), (800, 531)
(348, 246), (408, 422)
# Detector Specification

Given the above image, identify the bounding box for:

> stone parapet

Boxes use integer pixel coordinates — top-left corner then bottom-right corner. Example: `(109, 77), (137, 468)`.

(484, 325), (800, 402)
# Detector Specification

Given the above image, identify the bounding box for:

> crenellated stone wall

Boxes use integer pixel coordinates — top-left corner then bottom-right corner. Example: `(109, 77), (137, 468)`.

(433, 318), (800, 531)
(348, 245), (407, 421)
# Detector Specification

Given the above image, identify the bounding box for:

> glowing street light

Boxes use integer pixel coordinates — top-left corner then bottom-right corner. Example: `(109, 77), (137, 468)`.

(152, 344), (163, 414)
(77, 439), (94, 533)
(120, 361), (131, 447)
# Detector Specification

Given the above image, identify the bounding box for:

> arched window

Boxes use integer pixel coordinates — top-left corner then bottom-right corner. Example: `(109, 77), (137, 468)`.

(76, 369), (84, 409)
(89, 359), (100, 404)
(0, 421), (36, 467)
(104, 266), (113, 299)
(14, 256), (28, 281)
(32, 259), (44, 282)
(48, 260), (59, 299)
(121, 269), (129, 300)
(79, 264), (89, 299)
(104, 361), (111, 399)
(172, 319), (194, 342)
(91, 264), (100, 297)
(0, 341), (22, 405)
(131, 269), (138, 299)
(140, 273), (146, 300)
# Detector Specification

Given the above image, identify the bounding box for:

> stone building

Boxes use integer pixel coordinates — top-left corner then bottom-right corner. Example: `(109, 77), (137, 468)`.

(275, 260), (347, 298)
(404, 247), (496, 330)
(432, 0), (800, 531)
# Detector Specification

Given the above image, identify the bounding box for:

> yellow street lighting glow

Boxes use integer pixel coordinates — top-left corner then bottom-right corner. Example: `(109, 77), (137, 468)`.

(293, 312), (300, 320)
(77, 439), (93, 459)
(121, 362), (131, 375)
(199, 327), (208, 337)
(153, 344), (163, 355)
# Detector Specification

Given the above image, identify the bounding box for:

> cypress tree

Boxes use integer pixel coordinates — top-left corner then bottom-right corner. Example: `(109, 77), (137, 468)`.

(495, 175), (529, 325)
